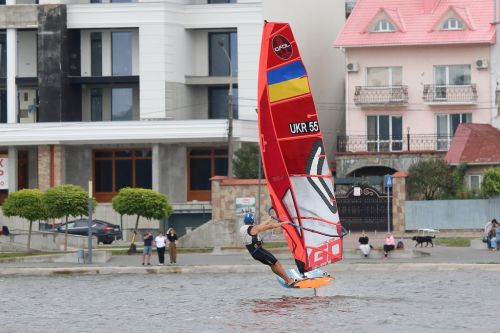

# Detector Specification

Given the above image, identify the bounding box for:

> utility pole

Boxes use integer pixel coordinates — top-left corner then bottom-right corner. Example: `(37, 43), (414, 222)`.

(218, 39), (234, 178)
(87, 180), (93, 264)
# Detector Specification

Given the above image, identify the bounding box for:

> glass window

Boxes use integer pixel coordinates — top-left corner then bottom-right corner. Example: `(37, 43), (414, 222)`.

(90, 88), (102, 121)
(188, 148), (228, 200)
(436, 113), (472, 150)
(209, 32), (237, 76)
(434, 65), (470, 85)
(111, 0), (132, 2)
(442, 18), (464, 30)
(90, 0), (102, 3)
(93, 149), (152, 201)
(112, 88), (133, 121)
(366, 115), (402, 152)
(91, 32), (102, 76)
(112, 32), (132, 76)
(0, 34), (6, 78)
(367, 67), (402, 86)
(208, 0), (236, 3)
(373, 20), (395, 32)
(209, 86), (238, 119)
(469, 175), (482, 191)
(190, 158), (211, 191)
(0, 90), (6, 124)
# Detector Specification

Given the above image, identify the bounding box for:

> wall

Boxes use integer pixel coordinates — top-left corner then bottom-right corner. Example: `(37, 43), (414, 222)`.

(405, 196), (500, 230)
(346, 44), (492, 136)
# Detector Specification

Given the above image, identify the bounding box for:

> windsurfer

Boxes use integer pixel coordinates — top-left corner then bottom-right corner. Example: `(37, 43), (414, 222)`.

(239, 212), (295, 285)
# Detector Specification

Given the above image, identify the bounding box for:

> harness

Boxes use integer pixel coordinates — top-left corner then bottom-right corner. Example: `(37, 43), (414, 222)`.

(245, 232), (263, 255)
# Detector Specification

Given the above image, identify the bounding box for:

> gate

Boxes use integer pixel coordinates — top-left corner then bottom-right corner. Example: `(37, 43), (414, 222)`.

(336, 185), (392, 232)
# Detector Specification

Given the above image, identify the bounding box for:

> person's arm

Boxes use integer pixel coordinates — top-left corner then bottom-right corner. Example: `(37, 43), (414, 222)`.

(248, 217), (285, 235)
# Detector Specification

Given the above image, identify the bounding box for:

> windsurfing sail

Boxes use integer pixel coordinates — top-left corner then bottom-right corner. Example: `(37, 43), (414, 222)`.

(257, 21), (344, 273)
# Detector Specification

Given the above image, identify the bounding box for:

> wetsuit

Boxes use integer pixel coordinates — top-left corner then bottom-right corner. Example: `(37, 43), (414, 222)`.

(239, 224), (277, 266)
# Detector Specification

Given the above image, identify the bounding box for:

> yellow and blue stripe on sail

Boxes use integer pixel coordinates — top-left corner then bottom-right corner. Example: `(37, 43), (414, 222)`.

(267, 60), (310, 103)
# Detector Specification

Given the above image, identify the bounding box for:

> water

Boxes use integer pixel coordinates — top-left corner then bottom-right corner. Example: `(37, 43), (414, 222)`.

(0, 270), (495, 332)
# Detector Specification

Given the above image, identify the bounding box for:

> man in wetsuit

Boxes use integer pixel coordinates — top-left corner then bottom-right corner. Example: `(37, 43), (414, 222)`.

(239, 212), (295, 285)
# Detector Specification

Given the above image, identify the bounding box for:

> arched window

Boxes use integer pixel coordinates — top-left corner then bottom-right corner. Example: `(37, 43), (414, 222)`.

(442, 18), (464, 30)
(373, 20), (395, 32)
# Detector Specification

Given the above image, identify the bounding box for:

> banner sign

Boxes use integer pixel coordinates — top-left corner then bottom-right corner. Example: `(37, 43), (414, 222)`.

(0, 157), (7, 190)
(235, 197), (256, 217)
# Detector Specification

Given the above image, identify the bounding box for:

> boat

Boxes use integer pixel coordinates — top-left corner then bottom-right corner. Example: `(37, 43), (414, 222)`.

(257, 21), (345, 275)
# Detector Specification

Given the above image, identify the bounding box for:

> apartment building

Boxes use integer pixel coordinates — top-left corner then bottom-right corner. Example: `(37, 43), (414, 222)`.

(334, 0), (496, 180)
(0, 0), (346, 233)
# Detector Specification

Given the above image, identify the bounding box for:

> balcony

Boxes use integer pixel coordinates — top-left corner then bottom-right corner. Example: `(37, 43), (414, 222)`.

(423, 84), (477, 105)
(336, 134), (453, 153)
(354, 85), (408, 107)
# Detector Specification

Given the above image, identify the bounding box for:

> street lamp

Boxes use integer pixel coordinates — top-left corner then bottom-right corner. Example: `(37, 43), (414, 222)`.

(218, 39), (234, 178)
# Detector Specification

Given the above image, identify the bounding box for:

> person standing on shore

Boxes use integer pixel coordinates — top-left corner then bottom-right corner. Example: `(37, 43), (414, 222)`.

(142, 231), (154, 266)
(167, 228), (178, 264)
(154, 231), (167, 265)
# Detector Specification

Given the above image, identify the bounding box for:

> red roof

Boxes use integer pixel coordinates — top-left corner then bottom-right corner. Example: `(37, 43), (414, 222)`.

(445, 124), (500, 165)
(335, 0), (495, 47)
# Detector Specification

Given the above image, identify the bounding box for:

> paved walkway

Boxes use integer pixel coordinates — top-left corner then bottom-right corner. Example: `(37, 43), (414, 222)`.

(2, 231), (499, 275)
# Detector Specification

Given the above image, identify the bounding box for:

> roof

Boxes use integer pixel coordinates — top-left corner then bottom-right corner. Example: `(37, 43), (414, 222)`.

(445, 123), (500, 165)
(335, 0), (495, 48)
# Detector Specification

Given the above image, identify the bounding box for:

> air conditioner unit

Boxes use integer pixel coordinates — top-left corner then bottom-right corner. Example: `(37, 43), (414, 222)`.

(347, 63), (359, 72)
(476, 59), (488, 69)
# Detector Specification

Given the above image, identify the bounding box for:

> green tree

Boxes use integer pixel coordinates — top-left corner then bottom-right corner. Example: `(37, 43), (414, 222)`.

(44, 184), (96, 252)
(2, 189), (48, 252)
(407, 159), (455, 200)
(234, 143), (260, 179)
(112, 188), (173, 252)
(481, 167), (500, 198)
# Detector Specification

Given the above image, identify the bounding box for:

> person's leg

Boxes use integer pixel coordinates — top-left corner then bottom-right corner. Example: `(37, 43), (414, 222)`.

(169, 243), (174, 263)
(172, 245), (177, 263)
(158, 247), (164, 264)
(491, 237), (498, 251)
(270, 261), (294, 284)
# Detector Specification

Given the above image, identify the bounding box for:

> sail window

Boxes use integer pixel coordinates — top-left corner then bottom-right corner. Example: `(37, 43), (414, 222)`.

(442, 18), (464, 30)
(373, 20), (395, 32)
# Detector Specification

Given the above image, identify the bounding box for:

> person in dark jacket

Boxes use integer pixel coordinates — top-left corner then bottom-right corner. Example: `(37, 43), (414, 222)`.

(166, 228), (178, 264)
(358, 231), (372, 257)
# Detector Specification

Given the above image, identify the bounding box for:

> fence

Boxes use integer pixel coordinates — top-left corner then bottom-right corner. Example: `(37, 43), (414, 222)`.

(405, 196), (500, 230)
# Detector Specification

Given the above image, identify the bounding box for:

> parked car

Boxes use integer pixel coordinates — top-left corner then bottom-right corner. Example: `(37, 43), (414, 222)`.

(55, 219), (122, 245)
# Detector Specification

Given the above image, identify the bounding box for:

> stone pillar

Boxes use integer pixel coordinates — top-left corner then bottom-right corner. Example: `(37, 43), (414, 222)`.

(152, 144), (160, 192)
(38, 145), (64, 191)
(7, 146), (18, 192)
(392, 171), (408, 232)
(210, 176), (225, 221)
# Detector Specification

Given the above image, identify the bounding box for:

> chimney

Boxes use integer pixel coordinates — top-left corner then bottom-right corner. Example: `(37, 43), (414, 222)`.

(423, 0), (440, 13)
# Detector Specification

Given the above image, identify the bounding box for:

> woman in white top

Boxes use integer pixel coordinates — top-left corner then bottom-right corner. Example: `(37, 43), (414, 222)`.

(154, 231), (167, 265)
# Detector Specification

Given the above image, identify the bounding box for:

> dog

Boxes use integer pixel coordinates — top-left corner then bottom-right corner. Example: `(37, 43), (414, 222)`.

(412, 235), (435, 247)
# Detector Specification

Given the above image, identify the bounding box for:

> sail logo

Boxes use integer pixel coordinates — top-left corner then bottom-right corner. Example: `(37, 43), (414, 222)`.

(289, 121), (319, 134)
(309, 239), (341, 266)
(272, 35), (293, 60)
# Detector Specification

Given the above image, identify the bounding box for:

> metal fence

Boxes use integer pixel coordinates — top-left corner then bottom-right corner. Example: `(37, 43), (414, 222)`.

(405, 196), (500, 230)
(336, 134), (453, 153)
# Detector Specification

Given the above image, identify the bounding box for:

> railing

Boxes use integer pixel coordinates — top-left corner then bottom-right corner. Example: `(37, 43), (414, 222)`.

(354, 85), (408, 107)
(336, 134), (453, 153)
(423, 84), (477, 104)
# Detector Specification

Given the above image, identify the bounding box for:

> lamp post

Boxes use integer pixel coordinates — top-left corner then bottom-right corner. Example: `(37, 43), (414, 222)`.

(87, 180), (93, 264)
(218, 39), (234, 178)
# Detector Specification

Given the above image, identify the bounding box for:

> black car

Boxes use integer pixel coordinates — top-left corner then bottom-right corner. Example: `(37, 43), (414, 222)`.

(55, 219), (122, 245)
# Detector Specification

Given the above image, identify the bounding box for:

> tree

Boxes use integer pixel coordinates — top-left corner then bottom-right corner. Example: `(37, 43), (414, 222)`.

(481, 167), (500, 198)
(112, 188), (173, 253)
(44, 184), (96, 252)
(407, 159), (455, 200)
(234, 143), (260, 179)
(2, 189), (48, 252)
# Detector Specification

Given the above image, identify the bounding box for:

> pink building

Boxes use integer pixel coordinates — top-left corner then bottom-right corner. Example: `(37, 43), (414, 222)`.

(334, 0), (496, 178)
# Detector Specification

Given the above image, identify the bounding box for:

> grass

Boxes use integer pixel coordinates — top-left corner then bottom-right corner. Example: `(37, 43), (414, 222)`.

(433, 238), (471, 247)
(0, 252), (54, 259)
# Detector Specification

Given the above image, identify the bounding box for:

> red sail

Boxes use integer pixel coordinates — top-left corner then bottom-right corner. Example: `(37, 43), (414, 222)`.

(258, 22), (343, 273)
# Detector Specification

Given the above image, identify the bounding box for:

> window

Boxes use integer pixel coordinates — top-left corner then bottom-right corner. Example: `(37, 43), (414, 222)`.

(436, 113), (471, 150)
(112, 88), (133, 121)
(112, 31), (132, 76)
(208, 86), (238, 119)
(93, 149), (152, 202)
(90, 0), (101, 4)
(367, 115), (402, 152)
(0, 34), (6, 78)
(91, 32), (102, 76)
(434, 65), (471, 99)
(0, 90), (6, 124)
(469, 174), (483, 191)
(373, 20), (395, 32)
(188, 148), (228, 201)
(367, 67), (402, 86)
(209, 32), (237, 76)
(208, 0), (236, 2)
(91, 88), (103, 121)
(442, 18), (464, 30)
(111, 0), (132, 2)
